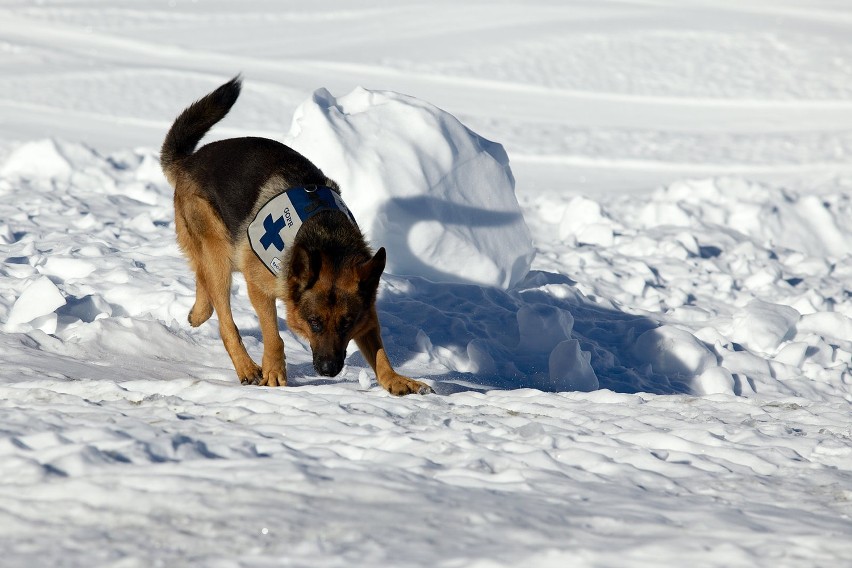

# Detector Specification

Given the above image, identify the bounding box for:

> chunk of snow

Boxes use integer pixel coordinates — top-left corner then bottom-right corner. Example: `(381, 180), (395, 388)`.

(549, 339), (599, 392)
(558, 196), (608, 240)
(516, 304), (574, 353)
(0, 223), (13, 244)
(797, 312), (852, 347)
(6, 276), (66, 331)
(28, 313), (59, 335)
(577, 223), (614, 247)
(286, 87), (534, 289)
(357, 369), (371, 389)
(774, 342), (809, 368)
(634, 325), (717, 378)
(729, 300), (800, 353)
(40, 257), (97, 280)
(694, 366), (736, 395)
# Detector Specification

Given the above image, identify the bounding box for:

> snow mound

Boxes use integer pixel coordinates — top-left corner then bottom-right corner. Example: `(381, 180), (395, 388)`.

(558, 195), (618, 247)
(729, 299), (800, 354)
(285, 87), (534, 290)
(0, 139), (72, 180)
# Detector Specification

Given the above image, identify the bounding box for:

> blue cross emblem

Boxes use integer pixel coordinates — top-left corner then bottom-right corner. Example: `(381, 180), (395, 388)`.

(259, 214), (286, 251)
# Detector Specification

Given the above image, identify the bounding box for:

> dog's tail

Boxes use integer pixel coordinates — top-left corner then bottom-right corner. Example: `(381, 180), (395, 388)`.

(160, 75), (242, 181)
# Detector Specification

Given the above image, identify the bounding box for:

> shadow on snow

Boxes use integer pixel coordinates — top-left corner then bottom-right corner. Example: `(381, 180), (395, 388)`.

(352, 270), (697, 396)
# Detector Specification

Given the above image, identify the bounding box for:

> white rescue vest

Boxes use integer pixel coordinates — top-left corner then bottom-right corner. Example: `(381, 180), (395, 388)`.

(247, 185), (356, 275)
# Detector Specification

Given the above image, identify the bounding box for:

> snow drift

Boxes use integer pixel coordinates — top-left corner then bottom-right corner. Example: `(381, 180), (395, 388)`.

(285, 87), (535, 290)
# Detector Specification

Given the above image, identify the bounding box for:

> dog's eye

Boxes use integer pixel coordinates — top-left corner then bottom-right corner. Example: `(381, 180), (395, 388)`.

(308, 318), (323, 333)
(340, 317), (353, 331)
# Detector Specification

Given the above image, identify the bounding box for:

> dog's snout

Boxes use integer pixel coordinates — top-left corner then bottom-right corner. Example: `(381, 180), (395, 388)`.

(316, 358), (343, 377)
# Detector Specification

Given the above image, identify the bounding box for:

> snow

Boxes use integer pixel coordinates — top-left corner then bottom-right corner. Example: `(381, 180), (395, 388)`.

(1, 1), (852, 566)
(5, 276), (66, 333)
(286, 86), (534, 289)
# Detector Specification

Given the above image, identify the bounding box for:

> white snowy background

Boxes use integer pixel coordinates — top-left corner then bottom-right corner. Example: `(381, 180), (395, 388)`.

(1, 1), (851, 566)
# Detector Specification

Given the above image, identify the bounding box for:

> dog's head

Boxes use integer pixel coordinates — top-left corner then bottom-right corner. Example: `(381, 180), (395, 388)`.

(286, 246), (386, 377)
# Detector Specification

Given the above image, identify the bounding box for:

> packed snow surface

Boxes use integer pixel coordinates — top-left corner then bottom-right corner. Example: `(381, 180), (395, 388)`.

(1, 1), (852, 567)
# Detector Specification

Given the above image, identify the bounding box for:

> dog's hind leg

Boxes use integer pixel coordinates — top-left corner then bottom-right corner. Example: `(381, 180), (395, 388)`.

(188, 279), (214, 327)
(175, 191), (214, 328)
(246, 279), (287, 387)
(199, 259), (262, 384)
(182, 194), (261, 384)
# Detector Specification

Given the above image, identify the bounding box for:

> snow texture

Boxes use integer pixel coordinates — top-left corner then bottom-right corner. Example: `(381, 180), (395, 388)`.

(1, 1), (851, 567)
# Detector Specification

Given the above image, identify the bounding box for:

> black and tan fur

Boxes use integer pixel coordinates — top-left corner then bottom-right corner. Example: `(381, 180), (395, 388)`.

(161, 76), (432, 396)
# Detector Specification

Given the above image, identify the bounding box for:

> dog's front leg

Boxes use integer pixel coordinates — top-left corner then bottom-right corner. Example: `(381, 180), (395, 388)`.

(355, 316), (432, 396)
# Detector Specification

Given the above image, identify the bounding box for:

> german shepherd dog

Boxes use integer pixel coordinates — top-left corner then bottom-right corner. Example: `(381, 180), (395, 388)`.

(161, 77), (432, 396)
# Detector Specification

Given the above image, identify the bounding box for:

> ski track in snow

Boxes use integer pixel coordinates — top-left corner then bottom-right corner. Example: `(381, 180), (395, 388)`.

(1, 1), (852, 566)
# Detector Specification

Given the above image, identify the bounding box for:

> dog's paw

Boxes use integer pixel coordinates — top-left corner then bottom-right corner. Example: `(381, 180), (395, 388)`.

(188, 301), (213, 327)
(259, 367), (287, 388)
(382, 374), (434, 396)
(237, 363), (264, 386)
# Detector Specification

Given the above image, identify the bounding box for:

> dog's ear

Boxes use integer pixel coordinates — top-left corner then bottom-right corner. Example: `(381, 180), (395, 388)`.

(357, 247), (386, 291)
(289, 245), (321, 293)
